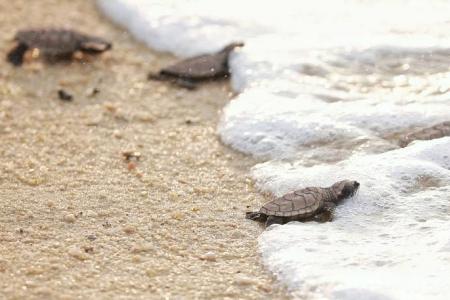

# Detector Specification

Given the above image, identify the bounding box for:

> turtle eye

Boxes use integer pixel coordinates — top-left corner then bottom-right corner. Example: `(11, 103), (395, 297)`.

(340, 186), (352, 198)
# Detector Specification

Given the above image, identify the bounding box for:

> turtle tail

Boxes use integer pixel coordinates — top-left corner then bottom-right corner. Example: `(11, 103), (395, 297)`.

(7, 43), (28, 66)
(245, 211), (267, 222)
(147, 72), (164, 81)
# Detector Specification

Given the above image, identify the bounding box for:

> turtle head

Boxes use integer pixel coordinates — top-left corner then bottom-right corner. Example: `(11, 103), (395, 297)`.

(79, 36), (112, 54)
(331, 180), (359, 202)
(220, 42), (245, 54)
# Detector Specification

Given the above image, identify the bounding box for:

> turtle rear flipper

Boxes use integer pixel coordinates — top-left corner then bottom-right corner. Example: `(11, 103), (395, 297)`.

(245, 212), (267, 222)
(147, 72), (163, 81)
(79, 40), (112, 54)
(7, 43), (29, 66)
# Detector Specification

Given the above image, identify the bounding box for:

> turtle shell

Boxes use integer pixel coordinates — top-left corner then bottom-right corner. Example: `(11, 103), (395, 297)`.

(15, 29), (83, 56)
(259, 187), (325, 217)
(15, 28), (111, 57)
(160, 42), (243, 80)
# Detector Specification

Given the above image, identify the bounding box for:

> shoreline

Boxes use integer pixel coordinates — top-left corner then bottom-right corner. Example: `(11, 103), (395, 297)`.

(0, 0), (289, 299)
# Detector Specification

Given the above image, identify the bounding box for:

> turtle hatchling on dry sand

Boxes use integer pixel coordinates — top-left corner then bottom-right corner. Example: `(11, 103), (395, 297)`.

(246, 180), (360, 227)
(148, 42), (244, 90)
(399, 121), (450, 147)
(7, 28), (112, 66)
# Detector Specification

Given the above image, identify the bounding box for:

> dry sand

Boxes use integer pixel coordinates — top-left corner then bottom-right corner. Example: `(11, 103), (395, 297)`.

(0, 1), (290, 299)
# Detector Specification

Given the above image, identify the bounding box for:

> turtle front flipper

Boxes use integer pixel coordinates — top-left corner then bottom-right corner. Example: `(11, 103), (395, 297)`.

(7, 43), (29, 66)
(314, 202), (336, 223)
(265, 216), (285, 227)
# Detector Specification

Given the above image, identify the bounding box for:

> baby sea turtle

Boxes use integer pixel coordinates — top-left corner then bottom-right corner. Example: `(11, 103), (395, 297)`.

(148, 42), (244, 90)
(246, 180), (360, 227)
(399, 121), (450, 147)
(7, 28), (112, 66)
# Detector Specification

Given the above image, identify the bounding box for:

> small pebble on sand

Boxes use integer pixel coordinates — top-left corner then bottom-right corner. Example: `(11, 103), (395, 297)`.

(68, 246), (88, 261)
(123, 225), (137, 234)
(127, 162), (137, 171)
(200, 251), (217, 262)
(103, 102), (119, 113)
(234, 275), (258, 286)
(63, 213), (76, 223)
(122, 150), (141, 161)
(131, 255), (141, 263)
(170, 212), (184, 221)
(134, 112), (155, 123)
(113, 129), (123, 139)
(0, 260), (8, 272)
(85, 210), (98, 217)
(83, 246), (94, 253)
(58, 89), (73, 102)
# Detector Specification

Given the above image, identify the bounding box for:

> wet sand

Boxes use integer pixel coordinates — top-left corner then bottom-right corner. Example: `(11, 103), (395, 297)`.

(0, 1), (289, 299)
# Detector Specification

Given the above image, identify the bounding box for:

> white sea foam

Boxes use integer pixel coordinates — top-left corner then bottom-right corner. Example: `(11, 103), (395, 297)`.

(255, 138), (450, 300)
(219, 90), (450, 159)
(97, 0), (450, 298)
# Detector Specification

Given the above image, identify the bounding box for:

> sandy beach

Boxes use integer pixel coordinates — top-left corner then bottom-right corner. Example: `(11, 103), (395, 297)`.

(0, 1), (289, 299)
